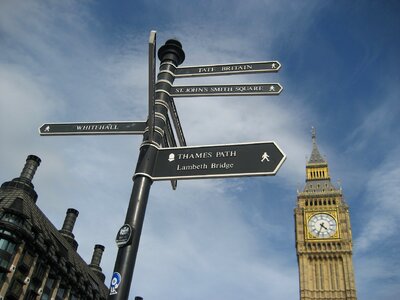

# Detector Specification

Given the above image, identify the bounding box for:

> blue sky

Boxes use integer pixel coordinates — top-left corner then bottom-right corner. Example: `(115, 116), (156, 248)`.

(1, 1), (399, 299)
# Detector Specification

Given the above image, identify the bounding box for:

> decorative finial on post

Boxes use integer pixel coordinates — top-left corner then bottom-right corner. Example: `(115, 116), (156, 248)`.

(158, 39), (185, 65)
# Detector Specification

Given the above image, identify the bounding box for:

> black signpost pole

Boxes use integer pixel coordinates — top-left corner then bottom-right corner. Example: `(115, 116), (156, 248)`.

(107, 39), (185, 300)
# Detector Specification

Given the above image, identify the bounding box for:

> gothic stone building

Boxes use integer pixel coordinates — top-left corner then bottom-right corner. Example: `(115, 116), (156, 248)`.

(0, 155), (108, 299)
(295, 130), (357, 299)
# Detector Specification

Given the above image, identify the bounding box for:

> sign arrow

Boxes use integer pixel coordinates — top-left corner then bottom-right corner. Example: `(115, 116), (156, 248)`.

(137, 141), (286, 180)
(174, 61), (281, 77)
(39, 121), (147, 136)
(157, 83), (283, 98)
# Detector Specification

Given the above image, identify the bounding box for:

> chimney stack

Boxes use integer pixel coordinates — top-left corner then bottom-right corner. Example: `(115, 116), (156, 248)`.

(2, 155), (42, 202)
(20, 155), (41, 182)
(59, 208), (79, 250)
(89, 244), (106, 282)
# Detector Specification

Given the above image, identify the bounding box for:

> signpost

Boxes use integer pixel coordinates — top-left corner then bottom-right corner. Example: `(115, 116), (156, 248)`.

(144, 141), (286, 180)
(39, 31), (286, 300)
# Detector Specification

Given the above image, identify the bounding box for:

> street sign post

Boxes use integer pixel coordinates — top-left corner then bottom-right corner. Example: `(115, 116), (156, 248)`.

(39, 121), (147, 135)
(159, 83), (283, 97)
(39, 31), (286, 300)
(174, 61), (281, 77)
(107, 38), (186, 300)
(139, 141), (286, 180)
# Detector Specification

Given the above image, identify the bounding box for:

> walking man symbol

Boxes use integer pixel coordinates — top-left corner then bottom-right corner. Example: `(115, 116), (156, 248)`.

(261, 152), (270, 162)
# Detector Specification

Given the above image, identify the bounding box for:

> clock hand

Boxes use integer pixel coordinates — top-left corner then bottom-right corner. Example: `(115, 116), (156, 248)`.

(320, 222), (328, 230)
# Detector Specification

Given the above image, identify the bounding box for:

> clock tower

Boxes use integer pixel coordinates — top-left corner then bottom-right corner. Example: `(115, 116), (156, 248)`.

(294, 129), (357, 299)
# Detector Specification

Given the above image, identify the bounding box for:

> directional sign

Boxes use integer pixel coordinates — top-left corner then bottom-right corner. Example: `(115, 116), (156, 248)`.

(39, 121), (147, 136)
(158, 83), (283, 98)
(145, 141), (286, 180)
(174, 61), (281, 77)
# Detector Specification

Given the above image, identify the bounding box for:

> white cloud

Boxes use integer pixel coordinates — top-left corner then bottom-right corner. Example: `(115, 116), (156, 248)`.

(0, 64), (62, 175)
(355, 145), (400, 251)
(343, 85), (400, 252)
(355, 255), (400, 300)
(132, 181), (298, 299)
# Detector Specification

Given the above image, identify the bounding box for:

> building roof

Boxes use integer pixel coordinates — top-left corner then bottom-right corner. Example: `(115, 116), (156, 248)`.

(0, 155), (108, 299)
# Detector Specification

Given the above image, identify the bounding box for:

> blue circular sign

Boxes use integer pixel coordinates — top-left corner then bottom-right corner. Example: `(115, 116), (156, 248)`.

(109, 272), (122, 295)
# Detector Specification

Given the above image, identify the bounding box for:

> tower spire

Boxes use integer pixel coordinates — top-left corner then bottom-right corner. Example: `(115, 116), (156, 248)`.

(303, 127), (337, 189)
(308, 127), (326, 165)
(311, 126), (316, 145)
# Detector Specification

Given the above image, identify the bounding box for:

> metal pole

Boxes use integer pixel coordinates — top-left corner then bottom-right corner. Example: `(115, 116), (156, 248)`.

(107, 38), (185, 300)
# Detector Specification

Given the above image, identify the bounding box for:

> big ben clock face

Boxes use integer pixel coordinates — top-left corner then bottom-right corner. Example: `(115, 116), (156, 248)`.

(308, 213), (337, 238)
